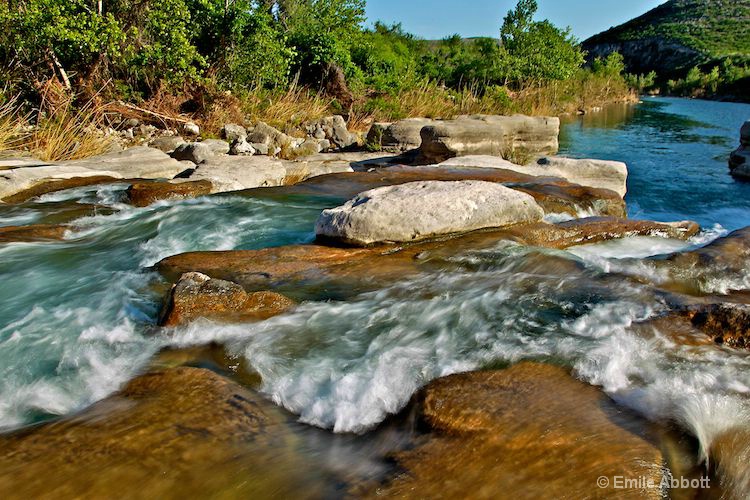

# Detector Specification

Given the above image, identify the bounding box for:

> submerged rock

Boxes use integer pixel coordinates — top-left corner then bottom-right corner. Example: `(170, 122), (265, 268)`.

(419, 114), (560, 163)
(315, 180), (545, 246)
(0, 224), (67, 243)
(160, 272), (295, 326)
(158, 217), (697, 297)
(374, 362), (664, 499)
(0, 147), (186, 203)
(0, 367), (316, 498)
(125, 180), (213, 207)
(653, 226), (750, 295)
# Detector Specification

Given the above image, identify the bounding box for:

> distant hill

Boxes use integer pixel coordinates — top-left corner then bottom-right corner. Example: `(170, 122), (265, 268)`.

(583, 0), (750, 78)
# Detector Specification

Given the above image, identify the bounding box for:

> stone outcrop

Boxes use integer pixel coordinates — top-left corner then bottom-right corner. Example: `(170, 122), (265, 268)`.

(315, 180), (545, 245)
(160, 272), (295, 326)
(439, 155), (629, 197)
(125, 180), (213, 207)
(365, 118), (437, 152)
(418, 114), (560, 163)
(0, 147), (187, 203)
(0, 367), (316, 498)
(729, 120), (750, 180)
(373, 363), (665, 499)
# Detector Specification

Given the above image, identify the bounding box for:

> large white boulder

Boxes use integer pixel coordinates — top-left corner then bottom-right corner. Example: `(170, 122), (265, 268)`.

(315, 180), (545, 245)
(437, 155), (628, 197)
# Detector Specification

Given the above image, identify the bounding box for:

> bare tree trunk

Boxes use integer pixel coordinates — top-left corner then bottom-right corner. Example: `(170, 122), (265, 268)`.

(97, 0), (102, 15)
(48, 49), (72, 92)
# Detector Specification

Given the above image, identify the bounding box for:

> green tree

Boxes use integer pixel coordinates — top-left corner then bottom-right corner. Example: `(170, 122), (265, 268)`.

(498, 0), (584, 85)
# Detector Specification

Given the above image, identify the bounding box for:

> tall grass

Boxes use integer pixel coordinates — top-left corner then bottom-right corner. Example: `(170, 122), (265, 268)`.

(0, 93), (114, 162)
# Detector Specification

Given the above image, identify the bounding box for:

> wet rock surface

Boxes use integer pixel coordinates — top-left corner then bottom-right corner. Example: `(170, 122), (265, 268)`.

(373, 362), (665, 499)
(125, 180), (213, 207)
(0, 367), (333, 499)
(157, 217), (699, 299)
(652, 226), (750, 294)
(0, 224), (67, 243)
(160, 272), (295, 326)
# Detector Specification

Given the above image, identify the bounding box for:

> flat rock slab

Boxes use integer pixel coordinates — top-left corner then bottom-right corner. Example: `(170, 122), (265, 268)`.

(419, 114), (560, 163)
(440, 155), (628, 197)
(0, 147), (187, 202)
(315, 180), (545, 245)
(184, 155), (354, 193)
(373, 362), (665, 499)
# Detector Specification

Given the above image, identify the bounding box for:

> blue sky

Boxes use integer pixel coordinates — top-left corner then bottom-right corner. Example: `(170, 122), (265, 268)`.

(364, 0), (666, 41)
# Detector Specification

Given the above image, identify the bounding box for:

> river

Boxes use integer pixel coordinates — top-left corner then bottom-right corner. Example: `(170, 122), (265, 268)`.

(1, 97), (749, 496)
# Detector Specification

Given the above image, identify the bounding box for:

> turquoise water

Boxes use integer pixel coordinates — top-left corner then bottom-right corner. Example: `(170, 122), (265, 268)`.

(0, 97), (749, 461)
(560, 97), (750, 230)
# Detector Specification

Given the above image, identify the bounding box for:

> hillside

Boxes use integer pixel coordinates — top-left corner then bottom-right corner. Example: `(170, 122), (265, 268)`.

(583, 0), (750, 77)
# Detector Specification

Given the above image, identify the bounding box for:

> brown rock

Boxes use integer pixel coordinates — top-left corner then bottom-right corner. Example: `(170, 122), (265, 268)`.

(2, 175), (120, 204)
(0, 224), (67, 243)
(0, 367), (321, 498)
(375, 363), (665, 499)
(126, 180), (213, 207)
(680, 303), (750, 348)
(160, 272), (295, 326)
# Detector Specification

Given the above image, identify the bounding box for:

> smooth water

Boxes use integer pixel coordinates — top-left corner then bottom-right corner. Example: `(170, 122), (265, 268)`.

(1, 98), (750, 475)
(560, 97), (750, 230)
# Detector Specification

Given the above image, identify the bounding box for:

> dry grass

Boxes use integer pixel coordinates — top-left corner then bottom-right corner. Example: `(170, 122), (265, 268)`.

(281, 166), (310, 185)
(243, 85), (333, 133)
(0, 98), (28, 154)
(0, 91), (114, 162)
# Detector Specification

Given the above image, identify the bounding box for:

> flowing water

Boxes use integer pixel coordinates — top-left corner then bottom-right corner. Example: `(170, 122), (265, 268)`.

(1, 97), (750, 494)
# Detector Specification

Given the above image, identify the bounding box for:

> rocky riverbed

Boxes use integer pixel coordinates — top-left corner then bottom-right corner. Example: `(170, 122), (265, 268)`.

(1, 105), (750, 498)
